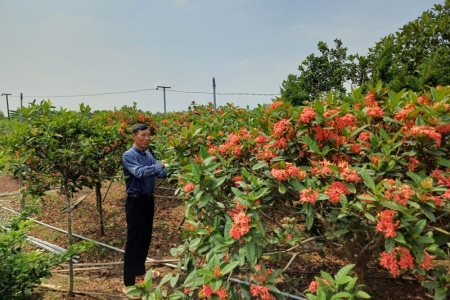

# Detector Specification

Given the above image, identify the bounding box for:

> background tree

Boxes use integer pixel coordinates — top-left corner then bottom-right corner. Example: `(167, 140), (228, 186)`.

(369, 0), (450, 91)
(282, 1), (450, 105)
(280, 39), (364, 105)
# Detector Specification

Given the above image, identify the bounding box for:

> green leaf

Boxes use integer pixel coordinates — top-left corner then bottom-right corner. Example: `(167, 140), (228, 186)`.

(364, 212), (376, 223)
(302, 135), (321, 153)
(267, 284), (282, 294)
(319, 272), (334, 286)
(421, 280), (440, 289)
(436, 157), (450, 168)
(333, 229), (349, 237)
(406, 172), (423, 185)
(220, 261), (239, 275)
(385, 238), (395, 252)
(252, 161), (268, 170)
(191, 164), (201, 181)
(245, 241), (257, 265)
(335, 264), (355, 281)
(355, 290), (371, 298)
(209, 176), (226, 190)
(306, 214), (314, 230)
(198, 193), (213, 208)
(254, 187), (269, 199)
(196, 269), (215, 277)
(278, 184), (286, 194)
(210, 278), (222, 291)
(415, 236), (434, 244)
(231, 187), (246, 197)
(345, 183), (356, 194)
(422, 207), (436, 222)
(413, 219), (426, 235)
(290, 180), (305, 191)
(394, 231), (406, 244)
(380, 201), (406, 212)
(330, 292), (353, 300)
(314, 101), (324, 115)
(360, 167), (375, 191)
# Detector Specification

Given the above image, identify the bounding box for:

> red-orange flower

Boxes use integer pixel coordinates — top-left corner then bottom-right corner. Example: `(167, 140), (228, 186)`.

(299, 107), (316, 123)
(299, 188), (318, 204)
(376, 210), (398, 238)
(184, 183), (195, 193)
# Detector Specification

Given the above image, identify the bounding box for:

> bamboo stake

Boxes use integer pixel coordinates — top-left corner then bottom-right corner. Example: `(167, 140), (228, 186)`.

(58, 258), (180, 267)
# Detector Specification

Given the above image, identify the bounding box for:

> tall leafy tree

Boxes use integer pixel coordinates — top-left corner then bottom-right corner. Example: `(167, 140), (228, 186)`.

(280, 39), (362, 105)
(369, 0), (450, 91)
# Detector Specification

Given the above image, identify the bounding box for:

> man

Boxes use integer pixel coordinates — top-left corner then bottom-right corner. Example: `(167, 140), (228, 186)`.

(121, 123), (167, 297)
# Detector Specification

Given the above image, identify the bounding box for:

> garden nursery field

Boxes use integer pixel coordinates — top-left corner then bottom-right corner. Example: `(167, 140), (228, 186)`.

(0, 84), (449, 300)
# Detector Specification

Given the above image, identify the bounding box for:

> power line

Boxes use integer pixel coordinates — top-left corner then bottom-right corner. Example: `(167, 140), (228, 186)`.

(171, 89), (279, 96)
(11, 88), (158, 98)
(9, 88), (280, 98)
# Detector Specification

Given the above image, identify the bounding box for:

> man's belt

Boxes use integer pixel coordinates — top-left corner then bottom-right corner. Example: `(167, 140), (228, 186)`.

(127, 193), (154, 198)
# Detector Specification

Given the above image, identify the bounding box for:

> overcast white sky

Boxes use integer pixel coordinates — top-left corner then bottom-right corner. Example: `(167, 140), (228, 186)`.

(0, 0), (442, 114)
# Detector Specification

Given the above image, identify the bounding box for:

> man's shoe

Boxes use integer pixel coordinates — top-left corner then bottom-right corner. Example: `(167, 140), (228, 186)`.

(136, 270), (160, 282)
(151, 270), (160, 279)
(122, 286), (141, 299)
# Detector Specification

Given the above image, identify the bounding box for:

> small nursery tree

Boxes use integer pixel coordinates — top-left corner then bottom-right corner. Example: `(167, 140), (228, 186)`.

(0, 207), (61, 299)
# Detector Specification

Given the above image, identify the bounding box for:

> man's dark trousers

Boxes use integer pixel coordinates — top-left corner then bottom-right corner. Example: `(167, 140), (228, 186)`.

(124, 194), (155, 286)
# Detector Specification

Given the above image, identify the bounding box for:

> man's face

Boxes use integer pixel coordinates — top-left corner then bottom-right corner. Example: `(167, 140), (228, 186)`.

(132, 129), (151, 151)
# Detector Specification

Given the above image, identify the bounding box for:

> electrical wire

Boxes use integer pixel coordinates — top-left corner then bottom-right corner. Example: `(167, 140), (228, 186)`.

(13, 88), (158, 98)
(8, 88), (279, 98)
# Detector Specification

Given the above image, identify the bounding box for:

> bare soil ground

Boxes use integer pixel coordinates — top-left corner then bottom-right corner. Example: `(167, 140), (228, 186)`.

(0, 174), (433, 299)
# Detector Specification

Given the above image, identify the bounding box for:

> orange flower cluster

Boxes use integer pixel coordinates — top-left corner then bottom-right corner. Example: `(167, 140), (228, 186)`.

(249, 265), (277, 300)
(325, 181), (350, 203)
(334, 113), (357, 130)
(299, 107), (316, 124)
(183, 183), (195, 193)
(308, 279), (330, 293)
(216, 133), (242, 156)
(272, 119), (292, 137)
(383, 180), (415, 206)
(364, 91), (384, 118)
(338, 160), (361, 183)
(375, 210), (398, 238)
(408, 157), (420, 172)
(366, 106), (384, 118)
(249, 285), (275, 300)
(403, 125), (442, 146)
(200, 284), (227, 300)
(380, 247), (416, 277)
(310, 159), (334, 177)
(270, 163), (306, 181)
(299, 188), (318, 205)
(393, 103), (415, 122)
(365, 91), (377, 107)
(268, 101), (284, 110)
(229, 208), (251, 240)
(430, 169), (450, 187)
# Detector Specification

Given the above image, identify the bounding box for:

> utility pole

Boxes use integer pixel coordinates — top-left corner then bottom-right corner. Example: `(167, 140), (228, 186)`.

(1, 93), (11, 120)
(156, 86), (171, 114)
(212, 78), (216, 113)
(19, 93), (24, 210)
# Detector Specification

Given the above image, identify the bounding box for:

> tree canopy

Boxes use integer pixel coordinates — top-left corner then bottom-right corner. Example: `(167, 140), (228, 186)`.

(281, 0), (450, 105)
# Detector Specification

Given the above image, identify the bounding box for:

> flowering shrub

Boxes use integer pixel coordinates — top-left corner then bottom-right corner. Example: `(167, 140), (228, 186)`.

(153, 85), (450, 298)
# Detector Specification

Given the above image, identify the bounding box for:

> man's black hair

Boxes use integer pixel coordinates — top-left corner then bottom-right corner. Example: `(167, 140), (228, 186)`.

(131, 123), (148, 134)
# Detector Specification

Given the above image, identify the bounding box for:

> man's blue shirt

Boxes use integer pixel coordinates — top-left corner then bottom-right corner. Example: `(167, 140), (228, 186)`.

(122, 146), (167, 195)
